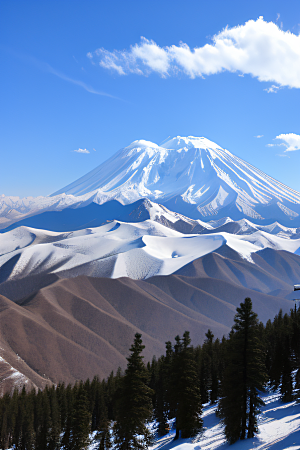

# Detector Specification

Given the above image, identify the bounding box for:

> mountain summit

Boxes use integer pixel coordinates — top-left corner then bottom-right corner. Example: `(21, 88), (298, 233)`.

(52, 136), (300, 224)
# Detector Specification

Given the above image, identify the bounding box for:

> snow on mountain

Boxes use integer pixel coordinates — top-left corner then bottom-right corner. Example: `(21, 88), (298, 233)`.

(0, 356), (29, 395)
(51, 136), (300, 224)
(0, 192), (91, 229)
(2, 136), (300, 230)
(1, 221), (300, 283)
(0, 196), (207, 232)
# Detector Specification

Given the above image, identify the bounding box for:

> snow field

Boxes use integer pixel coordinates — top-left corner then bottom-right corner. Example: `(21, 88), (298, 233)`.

(149, 392), (300, 450)
(1, 219), (300, 282)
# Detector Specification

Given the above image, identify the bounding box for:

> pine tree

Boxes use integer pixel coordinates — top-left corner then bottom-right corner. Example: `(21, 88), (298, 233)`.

(266, 310), (294, 402)
(176, 332), (202, 439)
(22, 390), (35, 450)
(92, 379), (112, 450)
(200, 330), (220, 404)
(113, 333), (154, 450)
(35, 388), (51, 450)
(105, 368), (122, 422)
(211, 337), (222, 403)
(165, 332), (202, 440)
(7, 389), (18, 449)
(0, 393), (9, 449)
(71, 382), (91, 450)
(56, 383), (67, 437)
(61, 384), (74, 450)
(149, 356), (169, 437)
(290, 305), (300, 401)
(218, 298), (266, 443)
(164, 340), (176, 421)
(48, 386), (61, 450)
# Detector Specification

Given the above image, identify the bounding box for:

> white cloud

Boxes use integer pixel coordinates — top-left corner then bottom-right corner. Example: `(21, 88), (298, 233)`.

(264, 85), (281, 93)
(98, 50), (126, 75)
(275, 133), (300, 151)
(255, 135), (264, 138)
(89, 17), (300, 89)
(266, 143), (275, 147)
(74, 148), (90, 154)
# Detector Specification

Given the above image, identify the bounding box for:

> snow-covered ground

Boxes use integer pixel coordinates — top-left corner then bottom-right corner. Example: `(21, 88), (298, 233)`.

(150, 392), (300, 450)
(1, 220), (300, 282)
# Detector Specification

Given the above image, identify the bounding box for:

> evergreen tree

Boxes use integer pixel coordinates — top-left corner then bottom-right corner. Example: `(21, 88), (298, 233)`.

(113, 333), (154, 450)
(164, 340), (176, 421)
(149, 356), (169, 437)
(105, 368), (122, 422)
(218, 298), (266, 443)
(199, 330), (220, 404)
(92, 378), (112, 450)
(35, 389), (51, 450)
(61, 384), (74, 450)
(0, 393), (10, 449)
(266, 310), (294, 402)
(175, 332), (202, 439)
(290, 305), (300, 401)
(164, 332), (202, 439)
(56, 383), (67, 437)
(12, 387), (35, 450)
(7, 389), (18, 449)
(198, 341), (210, 404)
(71, 382), (91, 450)
(48, 386), (61, 450)
(211, 337), (222, 403)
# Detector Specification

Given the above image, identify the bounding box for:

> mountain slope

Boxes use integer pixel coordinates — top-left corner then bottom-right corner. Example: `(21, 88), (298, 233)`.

(0, 252), (295, 388)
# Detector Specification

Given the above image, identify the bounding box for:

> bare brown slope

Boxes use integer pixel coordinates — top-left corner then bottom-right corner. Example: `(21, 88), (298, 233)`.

(175, 247), (300, 295)
(10, 276), (228, 385)
(0, 247), (298, 391)
(0, 295), (52, 392)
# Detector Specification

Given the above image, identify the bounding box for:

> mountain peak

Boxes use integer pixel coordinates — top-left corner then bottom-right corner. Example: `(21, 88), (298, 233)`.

(50, 136), (300, 224)
(160, 136), (222, 151)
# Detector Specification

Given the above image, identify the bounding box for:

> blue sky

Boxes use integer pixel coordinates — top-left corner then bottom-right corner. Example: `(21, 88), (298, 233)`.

(1, 0), (300, 197)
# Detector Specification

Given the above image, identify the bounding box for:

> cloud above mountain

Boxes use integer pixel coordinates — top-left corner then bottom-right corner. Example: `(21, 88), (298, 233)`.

(89, 17), (300, 89)
(276, 133), (300, 151)
(73, 148), (90, 154)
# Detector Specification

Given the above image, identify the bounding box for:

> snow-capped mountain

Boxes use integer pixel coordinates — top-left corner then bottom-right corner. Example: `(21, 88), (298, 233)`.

(52, 136), (300, 224)
(2, 136), (300, 230)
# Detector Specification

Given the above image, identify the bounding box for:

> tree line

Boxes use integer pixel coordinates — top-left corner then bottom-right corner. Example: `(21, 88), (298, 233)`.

(0, 298), (300, 449)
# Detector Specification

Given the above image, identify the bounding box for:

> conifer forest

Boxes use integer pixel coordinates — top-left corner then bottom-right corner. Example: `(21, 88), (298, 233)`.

(1, 298), (300, 449)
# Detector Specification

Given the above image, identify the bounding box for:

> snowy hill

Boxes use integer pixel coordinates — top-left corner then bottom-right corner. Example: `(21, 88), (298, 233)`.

(1, 221), (300, 285)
